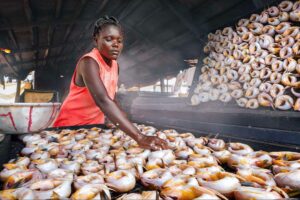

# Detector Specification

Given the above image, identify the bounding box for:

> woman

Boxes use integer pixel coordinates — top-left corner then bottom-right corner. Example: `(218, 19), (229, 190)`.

(53, 16), (168, 150)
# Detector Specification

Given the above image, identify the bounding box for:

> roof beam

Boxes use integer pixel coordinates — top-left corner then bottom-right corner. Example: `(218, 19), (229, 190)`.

(10, 37), (91, 54)
(251, 0), (279, 8)
(135, 6), (163, 27)
(63, 0), (89, 42)
(23, 0), (39, 69)
(123, 21), (190, 59)
(53, 0), (89, 65)
(44, 0), (63, 69)
(69, 0), (148, 60)
(161, 0), (202, 41)
(7, 30), (22, 62)
(117, 0), (143, 20)
(0, 45), (89, 69)
(120, 29), (194, 73)
(7, 30), (18, 48)
(0, 54), (76, 69)
(23, 0), (33, 22)
(198, 0), (272, 38)
(0, 54), (19, 77)
(0, 0), (109, 32)
(1, 18), (23, 75)
(0, 18), (92, 31)
(53, 0), (111, 68)
(69, 0), (110, 50)
(124, 6), (163, 49)
(55, 0), (63, 18)
(23, 0), (37, 45)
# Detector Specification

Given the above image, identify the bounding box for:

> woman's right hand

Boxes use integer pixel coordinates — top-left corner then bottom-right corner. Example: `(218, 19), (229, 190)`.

(136, 135), (170, 151)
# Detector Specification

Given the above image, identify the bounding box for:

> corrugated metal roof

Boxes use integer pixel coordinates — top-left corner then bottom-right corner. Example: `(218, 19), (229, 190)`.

(0, 0), (282, 93)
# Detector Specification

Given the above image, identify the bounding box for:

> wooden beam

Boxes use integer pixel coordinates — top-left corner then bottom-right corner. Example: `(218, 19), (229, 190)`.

(198, 0), (274, 37)
(14, 79), (21, 102)
(44, 0), (63, 69)
(7, 30), (23, 63)
(2, 15), (23, 64)
(53, 0), (112, 69)
(44, 26), (54, 59)
(161, 0), (202, 41)
(7, 30), (18, 48)
(122, 23), (191, 71)
(10, 37), (91, 54)
(23, 0), (33, 22)
(32, 29), (38, 47)
(0, 0), (110, 32)
(123, 6), (163, 50)
(32, 29), (39, 69)
(0, 17), (95, 31)
(55, 0), (63, 18)
(190, 0), (241, 26)
(251, 0), (279, 8)
(117, 0), (143, 20)
(23, 0), (39, 70)
(122, 16), (191, 59)
(134, 6), (163, 27)
(0, 54), (19, 77)
(0, 53), (79, 69)
(160, 77), (165, 93)
(54, 0), (89, 65)
(63, 0), (89, 42)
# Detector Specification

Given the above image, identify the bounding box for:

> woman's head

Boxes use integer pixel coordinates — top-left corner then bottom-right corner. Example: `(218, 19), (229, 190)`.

(93, 16), (124, 60)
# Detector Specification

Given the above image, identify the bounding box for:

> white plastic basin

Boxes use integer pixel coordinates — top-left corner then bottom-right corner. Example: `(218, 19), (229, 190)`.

(0, 103), (61, 134)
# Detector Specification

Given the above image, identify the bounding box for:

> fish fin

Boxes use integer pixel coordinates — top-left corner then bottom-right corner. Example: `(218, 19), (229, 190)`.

(272, 186), (289, 199)
(50, 191), (60, 200)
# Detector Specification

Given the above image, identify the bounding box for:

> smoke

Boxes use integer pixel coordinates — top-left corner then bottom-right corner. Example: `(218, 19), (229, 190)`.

(118, 47), (185, 87)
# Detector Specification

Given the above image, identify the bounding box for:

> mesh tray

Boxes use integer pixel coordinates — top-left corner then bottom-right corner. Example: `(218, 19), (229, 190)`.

(2, 125), (300, 199)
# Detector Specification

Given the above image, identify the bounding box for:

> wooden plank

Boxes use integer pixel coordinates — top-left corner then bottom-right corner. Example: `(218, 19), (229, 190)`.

(44, 0), (63, 68)
(161, 0), (201, 41)
(10, 37), (91, 54)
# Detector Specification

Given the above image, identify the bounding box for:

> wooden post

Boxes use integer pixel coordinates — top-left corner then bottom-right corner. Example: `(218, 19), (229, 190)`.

(160, 78), (165, 93)
(1, 76), (5, 90)
(32, 71), (35, 90)
(15, 79), (21, 102)
(166, 78), (169, 93)
(188, 63), (201, 99)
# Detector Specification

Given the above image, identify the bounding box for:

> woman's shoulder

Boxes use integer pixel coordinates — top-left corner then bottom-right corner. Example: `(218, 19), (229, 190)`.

(78, 49), (98, 64)
(78, 56), (99, 68)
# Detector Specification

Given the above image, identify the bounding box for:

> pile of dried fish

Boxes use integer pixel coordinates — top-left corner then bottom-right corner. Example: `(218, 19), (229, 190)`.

(191, 0), (300, 111)
(0, 124), (299, 199)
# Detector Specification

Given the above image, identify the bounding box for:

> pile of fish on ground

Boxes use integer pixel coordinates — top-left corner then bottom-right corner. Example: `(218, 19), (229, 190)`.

(191, 0), (300, 111)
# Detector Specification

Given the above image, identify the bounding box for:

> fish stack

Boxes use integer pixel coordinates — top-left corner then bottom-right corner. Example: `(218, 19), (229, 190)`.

(0, 124), (299, 200)
(191, 0), (300, 111)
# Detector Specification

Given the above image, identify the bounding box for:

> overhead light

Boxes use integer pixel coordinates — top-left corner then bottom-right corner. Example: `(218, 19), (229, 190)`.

(60, 75), (64, 78)
(0, 48), (11, 54)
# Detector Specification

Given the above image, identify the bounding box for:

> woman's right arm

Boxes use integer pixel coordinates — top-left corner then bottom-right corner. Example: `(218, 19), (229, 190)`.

(78, 57), (169, 150)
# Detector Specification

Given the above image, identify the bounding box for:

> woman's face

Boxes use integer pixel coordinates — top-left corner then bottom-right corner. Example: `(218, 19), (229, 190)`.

(95, 24), (124, 60)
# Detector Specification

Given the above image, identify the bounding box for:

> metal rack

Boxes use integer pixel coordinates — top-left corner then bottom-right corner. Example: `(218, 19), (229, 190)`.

(118, 93), (300, 152)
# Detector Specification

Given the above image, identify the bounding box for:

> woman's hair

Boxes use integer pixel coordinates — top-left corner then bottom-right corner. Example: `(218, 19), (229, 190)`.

(93, 15), (122, 37)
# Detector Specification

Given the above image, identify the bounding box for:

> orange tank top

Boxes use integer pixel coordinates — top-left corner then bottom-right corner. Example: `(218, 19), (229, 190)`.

(53, 48), (118, 127)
